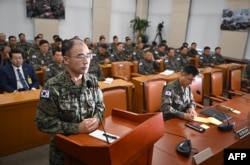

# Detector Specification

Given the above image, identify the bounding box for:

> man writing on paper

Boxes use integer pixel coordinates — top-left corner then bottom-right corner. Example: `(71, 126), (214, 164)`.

(161, 65), (199, 121)
(35, 38), (105, 165)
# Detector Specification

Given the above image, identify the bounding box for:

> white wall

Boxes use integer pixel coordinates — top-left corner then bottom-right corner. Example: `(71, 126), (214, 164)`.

(186, 0), (227, 50)
(109, 0), (136, 43)
(0, 0), (34, 40)
(58, 0), (92, 40)
(147, 0), (173, 44)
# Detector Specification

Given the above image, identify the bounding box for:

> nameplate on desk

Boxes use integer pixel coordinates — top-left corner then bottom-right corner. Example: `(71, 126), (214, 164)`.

(235, 127), (249, 139)
(192, 147), (213, 165)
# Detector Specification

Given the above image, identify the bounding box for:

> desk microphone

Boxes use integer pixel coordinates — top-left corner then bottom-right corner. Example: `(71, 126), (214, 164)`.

(215, 105), (235, 131)
(86, 80), (110, 144)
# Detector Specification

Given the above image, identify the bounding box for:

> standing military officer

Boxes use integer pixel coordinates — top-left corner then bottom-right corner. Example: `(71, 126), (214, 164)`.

(161, 65), (199, 121)
(35, 38), (105, 165)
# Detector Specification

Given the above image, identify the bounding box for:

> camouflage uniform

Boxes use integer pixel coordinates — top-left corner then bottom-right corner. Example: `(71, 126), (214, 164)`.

(17, 41), (32, 56)
(96, 52), (111, 64)
(88, 57), (105, 81)
(35, 71), (105, 165)
(30, 51), (53, 70)
(110, 51), (126, 62)
(28, 46), (40, 61)
(45, 63), (65, 81)
(179, 54), (190, 69)
(210, 53), (226, 65)
(123, 44), (134, 54)
(0, 41), (8, 51)
(199, 54), (211, 68)
(138, 59), (159, 75)
(164, 56), (182, 72)
(187, 49), (198, 57)
(161, 79), (195, 120)
(132, 49), (144, 61)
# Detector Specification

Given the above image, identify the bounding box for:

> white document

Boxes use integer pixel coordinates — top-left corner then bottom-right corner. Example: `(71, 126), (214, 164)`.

(159, 70), (174, 76)
(89, 129), (119, 143)
(104, 78), (114, 84)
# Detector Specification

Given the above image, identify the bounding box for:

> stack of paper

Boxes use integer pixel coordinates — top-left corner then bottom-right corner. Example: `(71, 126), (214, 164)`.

(159, 70), (174, 76)
(104, 78), (114, 84)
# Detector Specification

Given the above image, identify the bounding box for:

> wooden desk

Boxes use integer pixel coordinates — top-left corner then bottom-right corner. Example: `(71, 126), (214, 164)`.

(98, 79), (134, 111)
(54, 109), (164, 165)
(152, 97), (250, 165)
(213, 63), (243, 89)
(199, 67), (222, 96)
(0, 90), (50, 156)
(131, 73), (181, 113)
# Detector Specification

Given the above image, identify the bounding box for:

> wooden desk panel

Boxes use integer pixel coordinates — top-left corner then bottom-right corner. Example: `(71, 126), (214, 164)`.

(213, 63), (243, 89)
(0, 90), (50, 156)
(152, 97), (250, 165)
(199, 67), (222, 96)
(131, 73), (181, 113)
(99, 79), (134, 111)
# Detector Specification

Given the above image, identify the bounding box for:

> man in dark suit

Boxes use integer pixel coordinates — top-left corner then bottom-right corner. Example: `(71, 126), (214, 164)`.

(0, 48), (39, 92)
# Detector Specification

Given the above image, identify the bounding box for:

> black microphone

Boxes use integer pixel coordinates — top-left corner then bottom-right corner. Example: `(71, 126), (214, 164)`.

(196, 90), (201, 95)
(86, 80), (111, 144)
(86, 80), (92, 89)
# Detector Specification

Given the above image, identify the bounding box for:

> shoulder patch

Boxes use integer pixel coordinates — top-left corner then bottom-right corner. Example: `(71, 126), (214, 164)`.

(41, 90), (50, 98)
(165, 91), (172, 96)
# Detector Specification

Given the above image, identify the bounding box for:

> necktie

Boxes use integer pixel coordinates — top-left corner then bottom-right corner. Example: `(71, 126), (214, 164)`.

(17, 69), (29, 90)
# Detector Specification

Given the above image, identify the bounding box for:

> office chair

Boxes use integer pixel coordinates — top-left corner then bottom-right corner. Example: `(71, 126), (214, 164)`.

(204, 70), (229, 105)
(111, 61), (142, 81)
(143, 78), (167, 113)
(190, 75), (204, 108)
(226, 68), (248, 98)
(111, 61), (132, 81)
(102, 86), (129, 118)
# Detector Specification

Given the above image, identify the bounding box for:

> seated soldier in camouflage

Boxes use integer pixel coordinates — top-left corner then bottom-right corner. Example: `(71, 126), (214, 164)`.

(161, 65), (199, 121)
(45, 47), (65, 81)
(35, 39), (105, 165)
(138, 50), (160, 75)
(164, 47), (182, 72)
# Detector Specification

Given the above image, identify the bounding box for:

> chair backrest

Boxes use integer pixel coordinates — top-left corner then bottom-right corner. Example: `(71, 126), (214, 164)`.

(102, 86), (129, 118)
(210, 71), (223, 96)
(111, 61), (131, 81)
(143, 78), (167, 113)
(132, 61), (139, 73)
(229, 68), (242, 91)
(190, 75), (204, 104)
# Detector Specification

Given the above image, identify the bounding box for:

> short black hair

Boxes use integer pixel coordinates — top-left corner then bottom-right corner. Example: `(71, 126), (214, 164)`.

(18, 33), (25, 38)
(9, 48), (23, 59)
(99, 43), (108, 49)
(183, 65), (199, 77)
(52, 47), (62, 56)
(204, 46), (210, 50)
(39, 39), (49, 46)
(215, 47), (221, 51)
(62, 39), (75, 56)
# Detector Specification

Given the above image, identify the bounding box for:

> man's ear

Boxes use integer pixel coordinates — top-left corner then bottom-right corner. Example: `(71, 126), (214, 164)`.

(63, 56), (69, 64)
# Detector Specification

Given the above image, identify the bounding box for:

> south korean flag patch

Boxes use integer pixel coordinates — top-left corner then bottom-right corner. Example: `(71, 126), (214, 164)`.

(165, 91), (172, 96)
(41, 90), (50, 98)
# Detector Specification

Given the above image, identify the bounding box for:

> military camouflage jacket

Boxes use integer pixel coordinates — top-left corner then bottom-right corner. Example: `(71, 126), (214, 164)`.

(161, 79), (195, 120)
